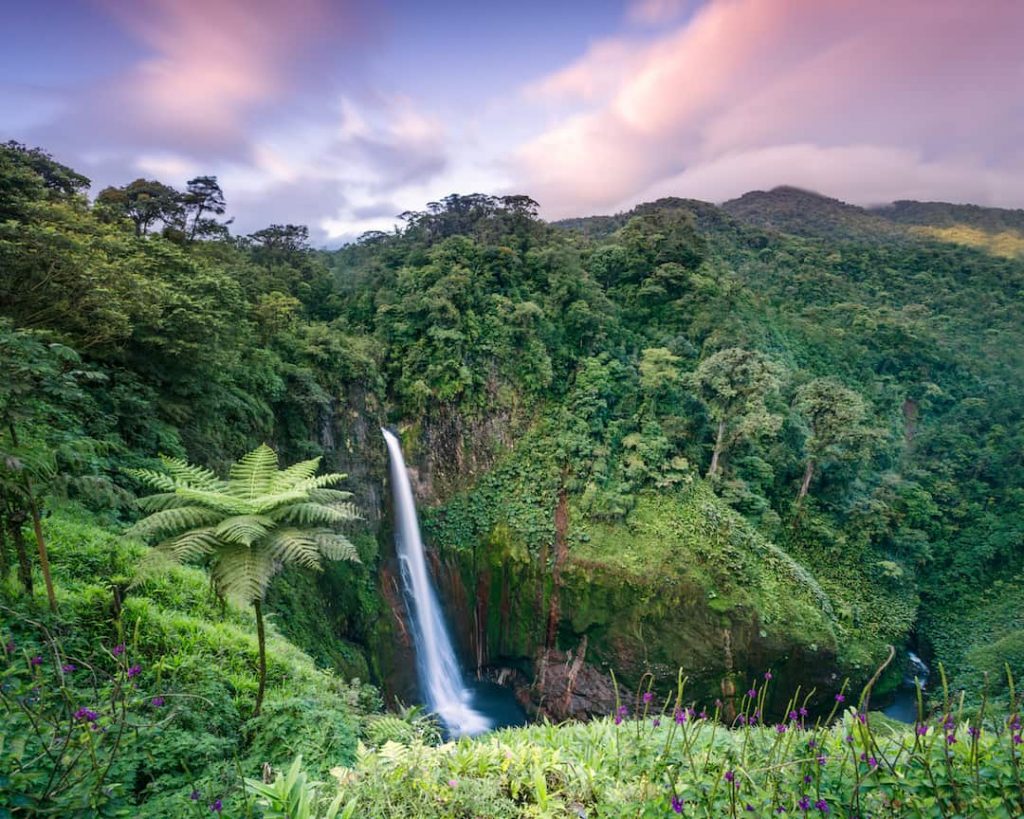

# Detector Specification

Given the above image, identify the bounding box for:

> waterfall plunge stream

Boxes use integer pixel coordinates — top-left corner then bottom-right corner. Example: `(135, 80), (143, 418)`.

(382, 429), (490, 737)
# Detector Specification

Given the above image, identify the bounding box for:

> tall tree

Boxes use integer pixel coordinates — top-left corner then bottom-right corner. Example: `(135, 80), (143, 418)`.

(692, 348), (783, 478)
(127, 445), (361, 716)
(792, 377), (872, 502)
(183, 175), (228, 241)
(96, 178), (182, 236)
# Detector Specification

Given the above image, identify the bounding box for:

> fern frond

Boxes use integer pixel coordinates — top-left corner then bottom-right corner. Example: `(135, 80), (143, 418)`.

(227, 444), (279, 500)
(214, 515), (274, 546)
(270, 502), (360, 526)
(135, 492), (190, 513)
(311, 531), (361, 563)
(125, 467), (176, 492)
(212, 545), (276, 604)
(287, 473), (349, 494)
(265, 529), (323, 570)
(306, 488), (354, 504)
(127, 506), (222, 541)
(159, 456), (224, 490)
(174, 487), (252, 515)
(269, 457), (322, 492)
(158, 528), (219, 563)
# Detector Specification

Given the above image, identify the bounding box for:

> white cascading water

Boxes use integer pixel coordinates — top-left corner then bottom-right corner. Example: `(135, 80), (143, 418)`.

(382, 428), (490, 737)
(907, 651), (930, 687)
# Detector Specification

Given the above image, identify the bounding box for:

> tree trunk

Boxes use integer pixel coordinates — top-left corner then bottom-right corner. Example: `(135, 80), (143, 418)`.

(9, 424), (57, 612)
(707, 420), (726, 478)
(253, 599), (267, 718)
(8, 512), (33, 595)
(797, 459), (815, 503)
(0, 514), (9, 578)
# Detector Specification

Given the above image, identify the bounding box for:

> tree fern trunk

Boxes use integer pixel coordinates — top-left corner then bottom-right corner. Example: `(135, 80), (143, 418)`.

(28, 492), (56, 613)
(254, 599), (267, 717)
(8, 424), (56, 612)
(8, 512), (33, 595)
(0, 513), (9, 578)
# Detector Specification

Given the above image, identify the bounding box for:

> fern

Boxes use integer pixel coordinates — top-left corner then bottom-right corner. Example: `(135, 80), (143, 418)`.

(228, 443), (280, 500)
(128, 443), (361, 607)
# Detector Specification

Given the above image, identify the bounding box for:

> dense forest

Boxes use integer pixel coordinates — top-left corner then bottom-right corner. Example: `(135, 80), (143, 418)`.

(2, 141), (1023, 816)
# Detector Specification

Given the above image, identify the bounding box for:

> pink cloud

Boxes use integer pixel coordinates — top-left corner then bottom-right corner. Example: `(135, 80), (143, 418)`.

(519, 0), (1024, 217)
(94, 0), (347, 148)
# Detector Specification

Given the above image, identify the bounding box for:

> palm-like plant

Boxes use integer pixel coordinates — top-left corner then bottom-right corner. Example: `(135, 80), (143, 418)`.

(127, 444), (360, 716)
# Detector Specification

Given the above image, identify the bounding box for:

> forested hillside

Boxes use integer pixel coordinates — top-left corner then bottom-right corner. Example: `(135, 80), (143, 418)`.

(2, 141), (1023, 814)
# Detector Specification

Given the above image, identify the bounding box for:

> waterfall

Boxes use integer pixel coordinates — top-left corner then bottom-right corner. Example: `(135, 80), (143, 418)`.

(382, 428), (490, 737)
(907, 651), (930, 688)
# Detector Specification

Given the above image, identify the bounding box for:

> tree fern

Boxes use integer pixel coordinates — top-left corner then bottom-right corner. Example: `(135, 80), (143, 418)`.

(126, 443), (363, 716)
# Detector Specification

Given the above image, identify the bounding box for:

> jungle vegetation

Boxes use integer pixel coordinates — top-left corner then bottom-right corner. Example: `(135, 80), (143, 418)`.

(1, 140), (1022, 815)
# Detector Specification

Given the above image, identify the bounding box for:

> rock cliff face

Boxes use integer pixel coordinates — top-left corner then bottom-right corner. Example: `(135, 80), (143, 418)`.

(318, 408), (867, 719)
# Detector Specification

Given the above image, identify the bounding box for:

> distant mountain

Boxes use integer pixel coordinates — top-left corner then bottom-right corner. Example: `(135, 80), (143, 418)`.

(710, 186), (1024, 258)
(720, 186), (902, 242)
(872, 200), (1024, 258)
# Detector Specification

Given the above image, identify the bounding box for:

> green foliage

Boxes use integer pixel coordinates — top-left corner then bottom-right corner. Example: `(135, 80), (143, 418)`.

(246, 755), (357, 819)
(127, 446), (360, 606)
(0, 506), (367, 815)
(339, 674), (1024, 817)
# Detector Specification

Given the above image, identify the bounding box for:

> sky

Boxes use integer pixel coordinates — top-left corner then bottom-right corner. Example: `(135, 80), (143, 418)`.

(3, 0), (1023, 244)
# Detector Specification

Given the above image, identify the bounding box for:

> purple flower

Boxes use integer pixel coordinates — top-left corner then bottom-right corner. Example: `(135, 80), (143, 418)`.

(803, 775), (812, 784)
(856, 712), (867, 724)
(868, 757), (878, 768)
(798, 797), (811, 812)
(652, 717), (661, 727)
(642, 691), (653, 704)
(30, 656), (43, 666)
(777, 807), (788, 814)
(968, 726), (980, 739)
(127, 664), (142, 678)
(724, 770), (735, 784)
(62, 663), (77, 673)
(916, 724), (928, 736)
(1014, 733), (1022, 746)
(815, 799), (830, 814)
(675, 709), (687, 725)
(776, 723), (787, 734)
(671, 795), (684, 814)
(746, 805), (755, 812)
(190, 791), (200, 801)
(448, 779), (457, 788)
(210, 799), (222, 813)
(614, 713), (623, 725)
(844, 734), (854, 744)
(834, 693), (845, 703)
(112, 644), (125, 656)
(789, 710), (799, 721)
(151, 697), (165, 707)
(698, 710), (708, 720)
(4, 641), (14, 654)
(946, 734), (957, 745)
(764, 671), (773, 681)
(737, 714), (747, 726)
(799, 707), (808, 717)
(747, 688), (758, 698)
(74, 707), (99, 722)
(943, 716), (955, 730)
(817, 755), (828, 766)
(1011, 716), (1022, 731)
(807, 740), (817, 749)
